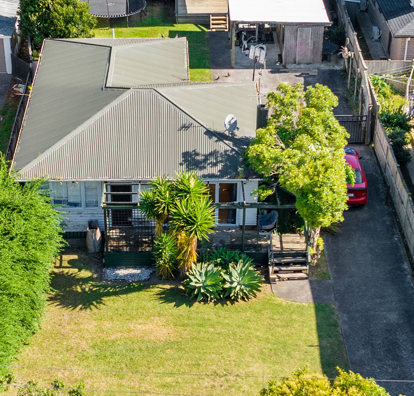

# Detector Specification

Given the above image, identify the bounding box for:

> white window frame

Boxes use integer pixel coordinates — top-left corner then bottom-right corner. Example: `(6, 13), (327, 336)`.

(49, 181), (102, 209)
(207, 181), (240, 226)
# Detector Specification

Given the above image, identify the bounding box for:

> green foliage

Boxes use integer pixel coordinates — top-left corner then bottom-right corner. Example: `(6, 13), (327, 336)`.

(247, 83), (350, 229)
(326, 25), (345, 46)
(139, 175), (175, 236)
(380, 109), (411, 132)
(183, 263), (223, 302)
(206, 247), (253, 270)
(370, 76), (405, 112)
(387, 128), (412, 166)
(154, 233), (178, 279)
(0, 155), (64, 375)
(222, 260), (262, 301)
(19, 0), (97, 49)
(172, 171), (209, 202)
(259, 366), (393, 396)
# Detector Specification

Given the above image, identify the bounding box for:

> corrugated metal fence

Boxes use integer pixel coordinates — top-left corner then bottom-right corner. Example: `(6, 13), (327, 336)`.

(373, 117), (414, 258)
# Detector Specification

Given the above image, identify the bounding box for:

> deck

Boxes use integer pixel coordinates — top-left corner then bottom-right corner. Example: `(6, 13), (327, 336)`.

(176, 0), (228, 24)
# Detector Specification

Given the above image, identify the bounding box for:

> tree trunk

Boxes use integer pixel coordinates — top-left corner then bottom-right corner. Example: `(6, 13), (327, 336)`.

(309, 227), (322, 266)
(155, 213), (168, 237)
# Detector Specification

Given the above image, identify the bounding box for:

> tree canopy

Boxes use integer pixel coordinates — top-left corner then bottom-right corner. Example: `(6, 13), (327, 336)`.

(19, 0), (97, 49)
(0, 156), (64, 374)
(247, 83), (352, 230)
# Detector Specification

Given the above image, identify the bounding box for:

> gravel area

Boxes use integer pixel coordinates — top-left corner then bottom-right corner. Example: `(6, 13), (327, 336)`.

(103, 267), (155, 282)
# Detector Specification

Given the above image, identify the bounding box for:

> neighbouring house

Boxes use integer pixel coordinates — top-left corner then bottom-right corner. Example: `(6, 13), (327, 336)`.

(176, 0), (331, 65)
(367, 0), (414, 59)
(0, 0), (19, 74)
(10, 38), (260, 243)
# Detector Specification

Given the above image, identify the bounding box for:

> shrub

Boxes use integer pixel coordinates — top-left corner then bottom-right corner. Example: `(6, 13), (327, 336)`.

(222, 260), (262, 301)
(387, 128), (412, 166)
(259, 366), (393, 396)
(207, 247), (253, 270)
(0, 155), (64, 375)
(380, 110), (411, 132)
(154, 233), (178, 279)
(183, 263), (223, 302)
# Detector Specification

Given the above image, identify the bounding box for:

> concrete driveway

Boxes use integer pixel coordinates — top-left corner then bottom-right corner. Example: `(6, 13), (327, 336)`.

(325, 145), (414, 396)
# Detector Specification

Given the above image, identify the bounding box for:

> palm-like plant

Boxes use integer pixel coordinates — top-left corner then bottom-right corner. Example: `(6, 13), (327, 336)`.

(139, 175), (174, 236)
(173, 171), (209, 202)
(170, 196), (216, 274)
(154, 233), (178, 279)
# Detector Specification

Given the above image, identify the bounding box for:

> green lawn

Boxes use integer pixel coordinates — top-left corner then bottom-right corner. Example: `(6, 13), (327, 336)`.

(14, 251), (348, 395)
(93, 2), (211, 82)
(0, 100), (19, 154)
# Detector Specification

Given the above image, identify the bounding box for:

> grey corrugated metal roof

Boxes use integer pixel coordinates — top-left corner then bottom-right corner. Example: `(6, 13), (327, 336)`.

(377, 0), (414, 37)
(13, 39), (257, 181)
(63, 37), (176, 47)
(18, 89), (244, 180)
(157, 83), (257, 139)
(13, 40), (124, 170)
(107, 38), (188, 87)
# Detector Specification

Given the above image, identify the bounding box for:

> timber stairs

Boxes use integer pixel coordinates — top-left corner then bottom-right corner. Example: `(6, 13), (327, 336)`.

(268, 233), (310, 282)
(210, 14), (228, 31)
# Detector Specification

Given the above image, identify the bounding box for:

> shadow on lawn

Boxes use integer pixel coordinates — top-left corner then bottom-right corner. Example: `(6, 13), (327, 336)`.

(49, 257), (153, 310)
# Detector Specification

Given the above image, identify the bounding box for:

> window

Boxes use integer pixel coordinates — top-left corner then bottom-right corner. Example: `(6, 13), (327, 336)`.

(85, 181), (99, 207)
(50, 182), (81, 207)
(207, 182), (238, 225)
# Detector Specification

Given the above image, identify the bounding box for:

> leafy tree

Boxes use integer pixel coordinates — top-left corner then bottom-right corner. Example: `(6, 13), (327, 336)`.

(0, 155), (64, 374)
(19, 0), (97, 49)
(247, 83), (352, 260)
(259, 366), (396, 396)
(387, 128), (412, 166)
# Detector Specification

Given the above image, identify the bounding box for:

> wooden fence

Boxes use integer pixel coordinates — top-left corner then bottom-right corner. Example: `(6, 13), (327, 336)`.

(333, 0), (374, 142)
(373, 117), (414, 258)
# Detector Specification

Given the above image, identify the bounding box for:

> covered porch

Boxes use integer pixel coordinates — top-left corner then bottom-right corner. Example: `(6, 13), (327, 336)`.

(175, 0), (228, 28)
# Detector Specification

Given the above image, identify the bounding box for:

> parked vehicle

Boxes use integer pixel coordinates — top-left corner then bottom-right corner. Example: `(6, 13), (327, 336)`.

(345, 147), (367, 206)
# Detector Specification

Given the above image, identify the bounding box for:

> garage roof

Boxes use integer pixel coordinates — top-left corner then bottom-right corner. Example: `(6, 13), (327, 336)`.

(228, 0), (330, 24)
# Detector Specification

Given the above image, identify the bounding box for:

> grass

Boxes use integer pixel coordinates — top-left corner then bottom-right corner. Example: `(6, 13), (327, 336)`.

(310, 250), (330, 280)
(0, 99), (19, 154)
(93, 2), (211, 82)
(13, 250), (348, 395)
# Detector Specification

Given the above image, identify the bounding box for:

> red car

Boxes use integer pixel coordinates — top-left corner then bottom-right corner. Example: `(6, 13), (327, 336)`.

(345, 147), (368, 206)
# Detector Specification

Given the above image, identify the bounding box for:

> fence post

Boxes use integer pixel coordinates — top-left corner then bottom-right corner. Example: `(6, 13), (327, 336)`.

(348, 55), (352, 88)
(354, 68), (360, 100)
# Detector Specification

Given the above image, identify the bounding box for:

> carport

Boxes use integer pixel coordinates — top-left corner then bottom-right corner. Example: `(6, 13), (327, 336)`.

(228, 0), (331, 67)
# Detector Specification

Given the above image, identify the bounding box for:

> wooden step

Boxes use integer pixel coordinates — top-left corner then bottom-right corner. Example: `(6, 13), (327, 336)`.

(271, 265), (308, 272)
(273, 272), (308, 281)
(271, 257), (307, 265)
(210, 14), (228, 31)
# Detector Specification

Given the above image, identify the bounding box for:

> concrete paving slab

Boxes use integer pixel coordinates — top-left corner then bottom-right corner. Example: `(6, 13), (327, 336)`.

(272, 280), (335, 303)
(0, 74), (11, 109)
(325, 144), (414, 396)
(356, 11), (387, 60)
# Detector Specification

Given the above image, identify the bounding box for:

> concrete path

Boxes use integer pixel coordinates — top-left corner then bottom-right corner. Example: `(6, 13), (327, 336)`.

(356, 11), (387, 59)
(272, 280), (335, 303)
(0, 74), (11, 109)
(325, 144), (414, 396)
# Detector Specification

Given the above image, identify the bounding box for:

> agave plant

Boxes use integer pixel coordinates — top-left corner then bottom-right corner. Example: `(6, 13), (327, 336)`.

(139, 175), (174, 236)
(154, 233), (178, 279)
(183, 263), (223, 302)
(170, 196), (216, 274)
(207, 248), (253, 270)
(222, 260), (262, 301)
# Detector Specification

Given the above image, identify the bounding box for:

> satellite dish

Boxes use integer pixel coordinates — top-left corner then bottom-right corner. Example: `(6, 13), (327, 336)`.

(224, 114), (237, 132)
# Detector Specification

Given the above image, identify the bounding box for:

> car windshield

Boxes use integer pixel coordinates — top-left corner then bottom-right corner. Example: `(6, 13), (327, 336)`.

(354, 168), (363, 184)
(344, 147), (357, 155)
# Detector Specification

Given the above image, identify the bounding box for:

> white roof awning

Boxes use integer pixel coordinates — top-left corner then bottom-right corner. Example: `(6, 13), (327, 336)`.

(228, 0), (330, 24)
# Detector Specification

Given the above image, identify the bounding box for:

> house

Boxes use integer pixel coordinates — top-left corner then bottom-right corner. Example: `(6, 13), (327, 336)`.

(367, 0), (414, 59)
(10, 38), (260, 237)
(176, 0), (331, 66)
(0, 0), (19, 74)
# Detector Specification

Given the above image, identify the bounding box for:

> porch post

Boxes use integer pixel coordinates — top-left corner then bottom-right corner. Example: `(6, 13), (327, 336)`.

(231, 21), (235, 68)
(241, 205), (246, 251)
